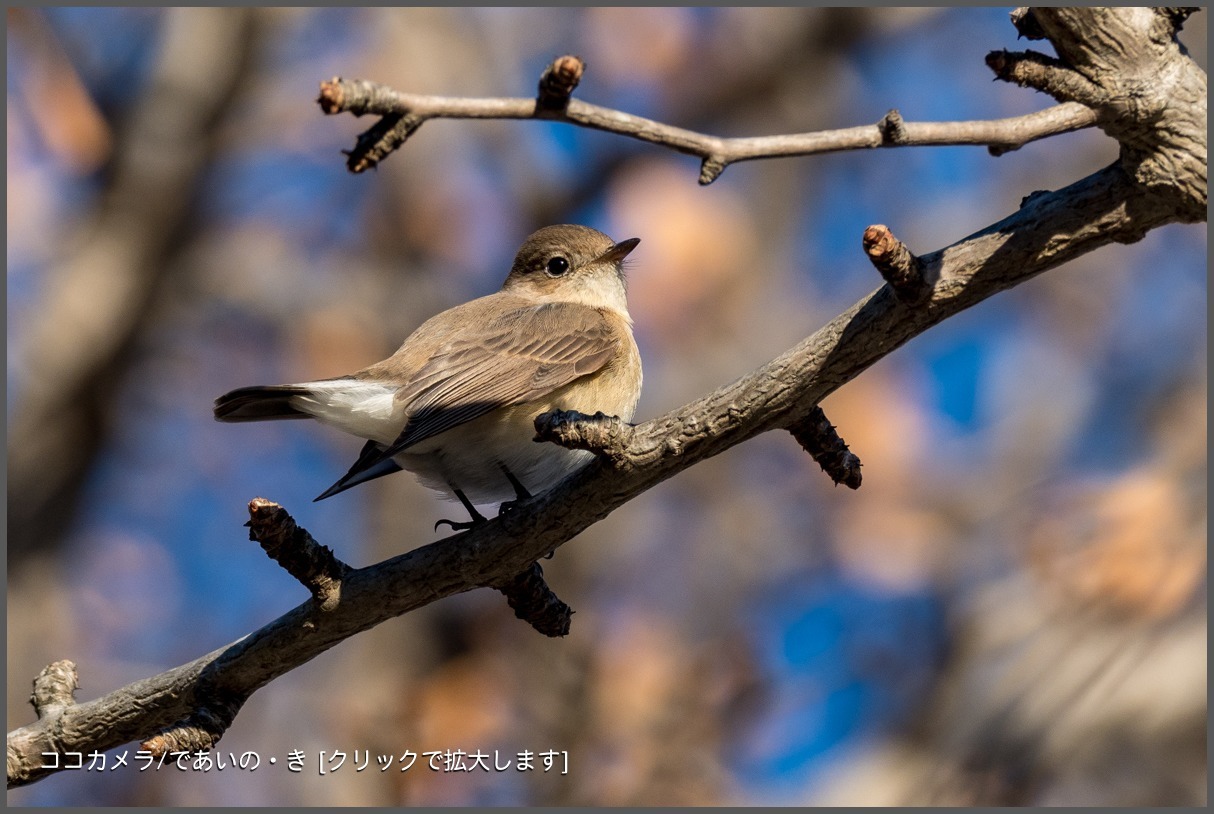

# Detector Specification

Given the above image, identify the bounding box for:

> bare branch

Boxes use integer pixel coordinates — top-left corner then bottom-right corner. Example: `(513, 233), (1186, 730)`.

(864, 224), (929, 304)
(8, 156), (1188, 787)
(492, 562), (574, 638)
(343, 113), (423, 173)
(320, 58), (1097, 183)
(787, 408), (863, 490)
(30, 661), (78, 720)
(8, 6), (1205, 790)
(1156, 7), (1201, 32)
(6, 8), (261, 565)
(246, 498), (351, 610)
(986, 49), (1106, 108)
(533, 409), (636, 469)
(142, 703), (240, 757)
(1010, 7), (1048, 40)
(993, 8), (1207, 219)
(536, 54), (584, 112)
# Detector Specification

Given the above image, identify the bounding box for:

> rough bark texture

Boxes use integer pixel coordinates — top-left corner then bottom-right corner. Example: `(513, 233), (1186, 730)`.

(7, 6), (1205, 789)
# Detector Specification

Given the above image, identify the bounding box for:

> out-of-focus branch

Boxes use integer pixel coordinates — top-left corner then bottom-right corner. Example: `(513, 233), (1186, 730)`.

(6, 8), (261, 565)
(319, 60), (1097, 183)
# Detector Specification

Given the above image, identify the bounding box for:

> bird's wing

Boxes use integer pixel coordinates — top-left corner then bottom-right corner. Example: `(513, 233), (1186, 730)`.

(391, 301), (620, 449)
(339, 301), (620, 482)
(314, 440), (403, 501)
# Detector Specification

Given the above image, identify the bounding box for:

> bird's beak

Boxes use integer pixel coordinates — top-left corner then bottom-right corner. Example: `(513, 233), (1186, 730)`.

(597, 237), (641, 265)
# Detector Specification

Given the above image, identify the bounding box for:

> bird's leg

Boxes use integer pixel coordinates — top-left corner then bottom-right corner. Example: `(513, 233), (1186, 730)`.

(497, 464), (532, 516)
(435, 487), (488, 533)
(497, 465), (557, 559)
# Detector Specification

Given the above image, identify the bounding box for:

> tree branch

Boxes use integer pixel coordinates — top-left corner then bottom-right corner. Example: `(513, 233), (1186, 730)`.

(787, 408), (864, 490)
(9, 6), (1205, 789)
(319, 57), (1097, 182)
(996, 7), (1206, 219)
(863, 224), (929, 304)
(8, 159), (1187, 787)
(491, 562), (574, 638)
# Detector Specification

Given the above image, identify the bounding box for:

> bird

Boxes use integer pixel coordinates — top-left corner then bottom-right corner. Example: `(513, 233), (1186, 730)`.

(214, 224), (642, 530)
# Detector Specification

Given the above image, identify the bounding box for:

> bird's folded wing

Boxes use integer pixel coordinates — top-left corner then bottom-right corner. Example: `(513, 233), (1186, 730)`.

(314, 439), (403, 501)
(354, 301), (619, 477)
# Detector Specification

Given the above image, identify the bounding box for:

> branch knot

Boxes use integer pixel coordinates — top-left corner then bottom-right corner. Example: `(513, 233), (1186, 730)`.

(534, 410), (635, 469)
(699, 155), (729, 185)
(536, 55), (584, 112)
(1010, 7), (1047, 40)
(878, 109), (908, 145)
(863, 224), (928, 304)
(30, 660), (78, 720)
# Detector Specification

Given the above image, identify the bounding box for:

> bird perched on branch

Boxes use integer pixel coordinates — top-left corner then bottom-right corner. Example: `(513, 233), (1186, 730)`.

(215, 224), (642, 530)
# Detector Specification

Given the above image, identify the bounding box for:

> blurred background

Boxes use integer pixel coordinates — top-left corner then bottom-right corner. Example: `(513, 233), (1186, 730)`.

(6, 7), (1206, 806)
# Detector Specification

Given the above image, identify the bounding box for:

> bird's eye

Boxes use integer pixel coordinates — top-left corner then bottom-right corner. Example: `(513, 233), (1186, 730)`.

(545, 256), (570, 276)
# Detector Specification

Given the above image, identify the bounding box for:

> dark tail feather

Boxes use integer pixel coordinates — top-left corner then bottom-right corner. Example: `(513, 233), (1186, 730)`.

(214, 385), (312, 422)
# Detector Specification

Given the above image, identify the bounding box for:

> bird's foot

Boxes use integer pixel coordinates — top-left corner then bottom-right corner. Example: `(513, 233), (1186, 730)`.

(436, 488), (488, 533)
(434, 516), (485, 533)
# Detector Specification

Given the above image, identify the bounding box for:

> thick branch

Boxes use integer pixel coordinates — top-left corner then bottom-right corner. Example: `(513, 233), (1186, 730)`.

(320, 70), (1096, 183)
(993, 7), (1206, 219)
(7, 161), (1185, 788)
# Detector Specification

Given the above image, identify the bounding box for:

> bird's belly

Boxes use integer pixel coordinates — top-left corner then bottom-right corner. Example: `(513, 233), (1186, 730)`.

(395, 409), (596, 504)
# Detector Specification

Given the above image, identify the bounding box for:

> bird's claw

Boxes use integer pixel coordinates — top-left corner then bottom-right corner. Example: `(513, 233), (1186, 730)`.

(435, 517), (484, 533)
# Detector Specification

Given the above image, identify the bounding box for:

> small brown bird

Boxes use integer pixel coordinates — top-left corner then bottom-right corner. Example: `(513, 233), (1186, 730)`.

(214, 224), (642, 529)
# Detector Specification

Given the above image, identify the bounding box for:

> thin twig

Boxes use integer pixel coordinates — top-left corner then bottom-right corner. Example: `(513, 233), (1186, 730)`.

(864, 224), (929, 304)
(787, 407), (863, 489)
(320, 70), (1097, 183)
(492, 562), (574, 638)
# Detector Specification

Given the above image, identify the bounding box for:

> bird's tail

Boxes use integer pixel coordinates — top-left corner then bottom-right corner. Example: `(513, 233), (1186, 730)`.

(213, 385), (312, 422)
